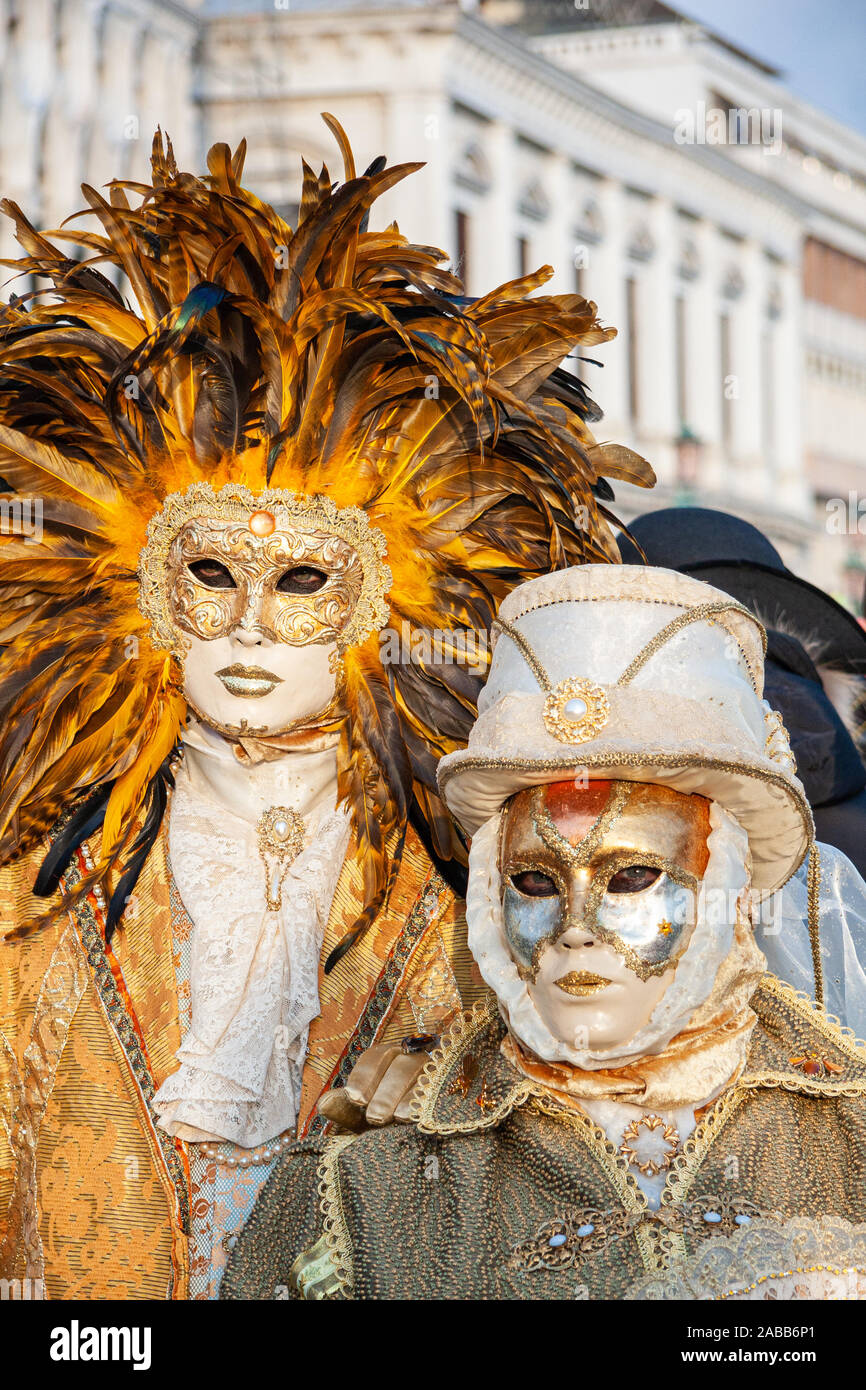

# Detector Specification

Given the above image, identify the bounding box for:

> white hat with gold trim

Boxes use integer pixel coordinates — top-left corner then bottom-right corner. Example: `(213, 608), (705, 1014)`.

(438, 565), (813, 891)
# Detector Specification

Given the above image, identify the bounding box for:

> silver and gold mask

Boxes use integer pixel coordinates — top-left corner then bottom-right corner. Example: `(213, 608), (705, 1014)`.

(500, 779), (711, 983)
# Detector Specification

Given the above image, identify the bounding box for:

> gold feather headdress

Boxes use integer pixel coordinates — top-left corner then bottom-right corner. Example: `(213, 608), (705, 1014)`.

(0, 117), (653, 964)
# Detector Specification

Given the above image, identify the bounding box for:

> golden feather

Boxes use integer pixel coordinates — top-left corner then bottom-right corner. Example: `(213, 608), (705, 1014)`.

(0, 116), (654, 954)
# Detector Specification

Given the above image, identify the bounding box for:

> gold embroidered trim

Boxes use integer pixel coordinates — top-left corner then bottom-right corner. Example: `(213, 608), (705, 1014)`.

(491, 617), (552, 691)
(498, 590), (767, 688)
(806, 842), (824, 1009)
(410, 997), (537, 1135)
(0, 917), (89, 1286)
(616, 600), (763, 692)
(528, 1093), (647, 1213)
(523, 1092), (675, 1272)
(439, 751), (813, 867)
(315, 1132), (358, 1300)
(737, 1071), (866, 1098)
(754, 975), (866, 1065)
(662, 1085), (749, 1213)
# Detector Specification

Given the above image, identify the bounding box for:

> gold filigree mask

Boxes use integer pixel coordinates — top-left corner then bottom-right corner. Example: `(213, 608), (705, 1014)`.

(138, 482), (391, 656)
(500, 779), (711, 983)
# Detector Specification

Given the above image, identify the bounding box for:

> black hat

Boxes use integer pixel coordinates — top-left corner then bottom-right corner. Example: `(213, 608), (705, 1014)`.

(762, 627), (865, 809)
(617, 507), (866, 875)
(618, 507), (866, 675)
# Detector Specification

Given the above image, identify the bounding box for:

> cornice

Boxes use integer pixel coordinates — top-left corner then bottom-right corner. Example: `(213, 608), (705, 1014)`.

(453, 13), (813, 223)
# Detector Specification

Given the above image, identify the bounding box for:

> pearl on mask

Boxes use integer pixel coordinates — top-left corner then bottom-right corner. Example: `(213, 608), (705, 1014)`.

(248, 509), (276, 537)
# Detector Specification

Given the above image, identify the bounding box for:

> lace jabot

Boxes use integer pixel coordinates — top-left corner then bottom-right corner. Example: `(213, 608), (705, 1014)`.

(152, 755), (351, 1148)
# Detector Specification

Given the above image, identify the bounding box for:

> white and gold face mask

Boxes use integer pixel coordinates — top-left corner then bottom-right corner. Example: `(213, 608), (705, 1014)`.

(138, 482), (391, 735)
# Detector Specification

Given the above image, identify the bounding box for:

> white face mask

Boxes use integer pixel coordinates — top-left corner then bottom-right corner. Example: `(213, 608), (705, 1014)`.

(138, 488), (391, 739)
(468, 792), (751, 1070)
(165, 510), (349, 736)
(181, 628), (338, 737)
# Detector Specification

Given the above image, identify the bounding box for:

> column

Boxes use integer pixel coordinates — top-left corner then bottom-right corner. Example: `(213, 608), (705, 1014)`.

(546, 151), (577, 296)
(586, 176), (629, 443)
(478, 118), (518, 295)
(634, 196), (678, 485)
(383, 90), (453, 259)
(686, 218), (724, 493)
(772, 253), (809, 516)
(727, 237), (764, 500)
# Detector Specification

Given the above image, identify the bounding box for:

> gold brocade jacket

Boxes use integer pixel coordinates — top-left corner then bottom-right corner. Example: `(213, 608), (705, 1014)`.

(0, 818), (482, 1299)
(220, 977), (866, 1300)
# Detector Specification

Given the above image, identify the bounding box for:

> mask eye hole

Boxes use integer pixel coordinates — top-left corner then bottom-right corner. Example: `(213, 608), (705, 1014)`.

(510, 870), (559, 898)
(187, 559), (237, 590)
(276, 566), (329, 595)
(606, 865), (661, 895)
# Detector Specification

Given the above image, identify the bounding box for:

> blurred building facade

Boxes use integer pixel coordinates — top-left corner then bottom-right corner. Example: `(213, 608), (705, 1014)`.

(0, 0), (199, 244)
(3, 0), (866, 604)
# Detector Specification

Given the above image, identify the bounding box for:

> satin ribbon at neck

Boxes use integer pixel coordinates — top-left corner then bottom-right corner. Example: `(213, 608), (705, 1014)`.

(226, 695), (346, 766)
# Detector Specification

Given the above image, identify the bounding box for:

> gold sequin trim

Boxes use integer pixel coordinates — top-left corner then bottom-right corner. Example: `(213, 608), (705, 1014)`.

(491, 617), (552, 692)
(410, 997), (538, 1135)
(315, 1132), (358, 1300)
(615, 599), (764, 693)
(717, 1262), (866, 1299)
(530, 782), (631, 867)
(807, 841), (824, 1009)
(439, 750), (813, 869)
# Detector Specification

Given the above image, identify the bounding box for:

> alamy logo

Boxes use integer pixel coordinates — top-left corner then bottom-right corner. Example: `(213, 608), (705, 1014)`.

(49, 1320), (152, 1372)
(0, 1276), (44, 1299)
(0, 495), (42, 542)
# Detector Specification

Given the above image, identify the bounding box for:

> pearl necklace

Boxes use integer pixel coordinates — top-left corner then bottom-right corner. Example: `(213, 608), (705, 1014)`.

(199, 1128), (295, 1169)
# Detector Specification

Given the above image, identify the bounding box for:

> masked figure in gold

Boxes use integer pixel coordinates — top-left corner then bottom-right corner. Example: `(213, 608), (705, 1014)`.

(222, 566), (866, 1301)
(0, 121), (652, 1298)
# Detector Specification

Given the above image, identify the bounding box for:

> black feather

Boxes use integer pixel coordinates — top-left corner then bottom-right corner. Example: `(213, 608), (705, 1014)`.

(34, 784), (112, 897)
(105, 755), (176, 940)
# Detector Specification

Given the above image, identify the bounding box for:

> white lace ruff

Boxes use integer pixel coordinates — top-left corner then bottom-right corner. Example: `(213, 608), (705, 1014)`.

(152, 770), (351, 1147)
(466, 800), (751, 1069)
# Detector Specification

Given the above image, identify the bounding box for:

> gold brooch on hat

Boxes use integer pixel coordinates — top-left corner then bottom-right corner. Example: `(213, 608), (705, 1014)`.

(542, 677), (610, 745)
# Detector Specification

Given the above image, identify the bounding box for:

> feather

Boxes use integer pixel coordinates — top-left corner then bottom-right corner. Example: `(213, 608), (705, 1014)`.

(0, 115), (653, 958)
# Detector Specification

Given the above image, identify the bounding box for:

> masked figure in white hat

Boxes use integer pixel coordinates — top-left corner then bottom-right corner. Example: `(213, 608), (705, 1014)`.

(220, 565), (866, 1301)
(0, 124), (652, 1300)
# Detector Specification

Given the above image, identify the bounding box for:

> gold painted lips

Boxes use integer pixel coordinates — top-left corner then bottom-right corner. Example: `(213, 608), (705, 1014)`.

(216, 663), (284, 699)
(554, 970), (612, 997)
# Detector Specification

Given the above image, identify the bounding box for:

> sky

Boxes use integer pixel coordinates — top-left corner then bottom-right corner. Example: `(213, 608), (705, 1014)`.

(676, 0), (866, 137)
